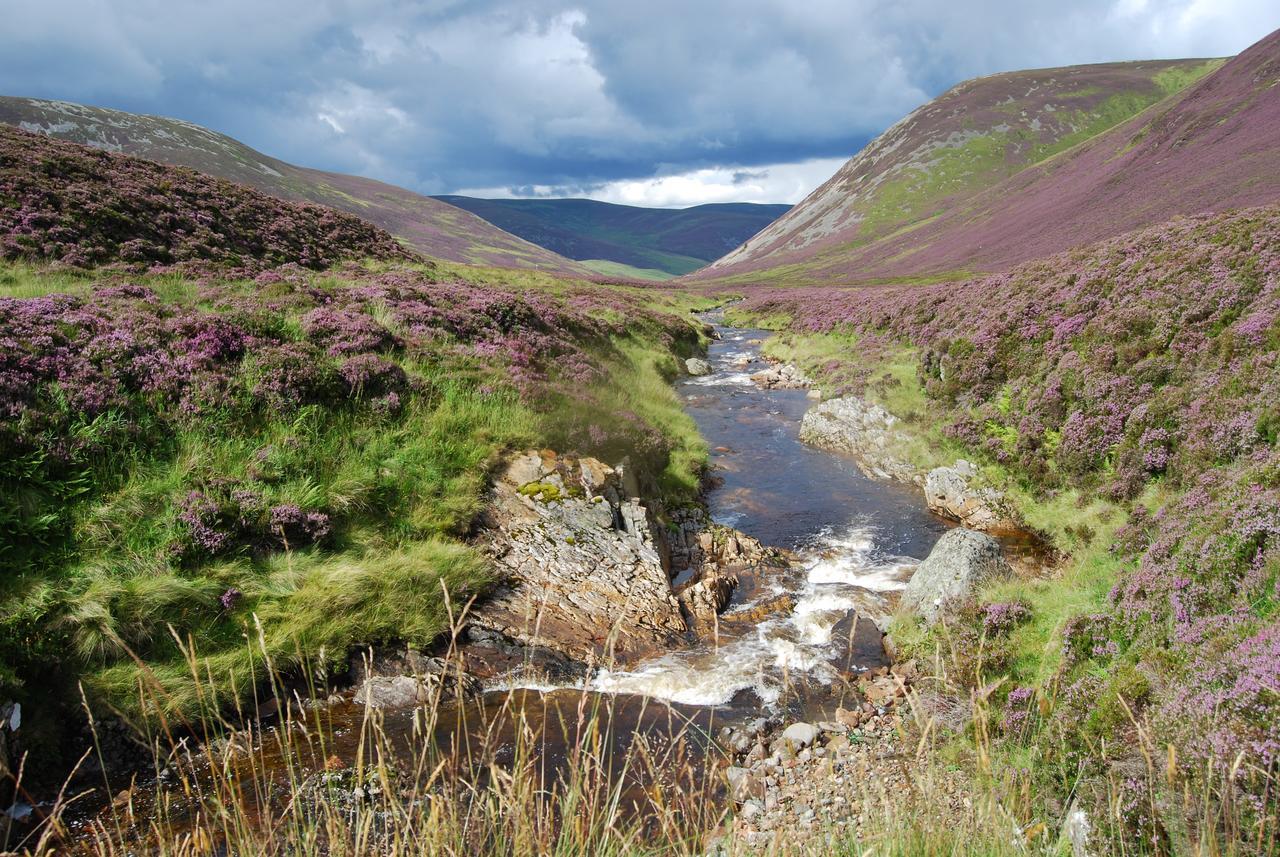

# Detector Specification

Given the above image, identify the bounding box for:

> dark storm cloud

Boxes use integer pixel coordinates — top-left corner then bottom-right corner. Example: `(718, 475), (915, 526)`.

(0, 0), (1272, 200)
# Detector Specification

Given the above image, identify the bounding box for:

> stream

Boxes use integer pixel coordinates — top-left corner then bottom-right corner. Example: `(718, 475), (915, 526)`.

(75, 311), (949, 835)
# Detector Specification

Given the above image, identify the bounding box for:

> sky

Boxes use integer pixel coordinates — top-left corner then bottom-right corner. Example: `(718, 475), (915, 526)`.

(0, 1), (1275, 207)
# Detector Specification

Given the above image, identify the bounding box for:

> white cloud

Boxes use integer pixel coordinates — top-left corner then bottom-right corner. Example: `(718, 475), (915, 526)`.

(455, 156), (847, 207)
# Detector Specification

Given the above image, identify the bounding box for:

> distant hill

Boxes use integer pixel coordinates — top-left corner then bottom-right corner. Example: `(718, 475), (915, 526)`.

(694, 54), (1240, 286)
(0, 97), (592, 276)
(0, 125), (411, 270)
(434, 196), (790, 277)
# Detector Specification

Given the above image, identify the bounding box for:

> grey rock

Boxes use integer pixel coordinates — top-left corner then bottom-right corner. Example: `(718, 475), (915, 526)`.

(355, 676), (429, 709)
(686, 357), (713, 376)
(350, 650), (480, 707)
(798, 396), (922, 485)
(726, 766), (764, 803)
(781, 722), (818, 749)
(901, 528), (1013, 623)
(924, 461), (1017, 532)
(750, 362), (812, 390)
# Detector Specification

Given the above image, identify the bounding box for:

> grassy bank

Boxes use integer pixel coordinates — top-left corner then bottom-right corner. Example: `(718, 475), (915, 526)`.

(0, 258), (713, 779)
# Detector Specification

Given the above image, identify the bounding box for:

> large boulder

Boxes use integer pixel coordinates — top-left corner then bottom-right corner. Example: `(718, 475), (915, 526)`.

(798, 396), (921, 484)
(685, 357), (713, 376)
(924, 460), (1018, 532)
(901, 528), (1013, 623)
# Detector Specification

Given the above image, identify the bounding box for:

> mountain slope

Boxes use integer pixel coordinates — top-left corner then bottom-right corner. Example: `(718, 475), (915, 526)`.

(0, 97), (592, 276)
(694, 56), (1225, 285)
(0, 125), (411, 270)
(435, 196), (790, 277)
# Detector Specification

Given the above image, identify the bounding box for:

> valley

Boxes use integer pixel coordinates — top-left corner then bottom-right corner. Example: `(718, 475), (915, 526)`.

(2, 20), (1280, 857)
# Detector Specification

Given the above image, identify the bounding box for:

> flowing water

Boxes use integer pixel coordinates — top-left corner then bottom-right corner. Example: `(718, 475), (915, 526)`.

(75, 311), (949, 834)
(580, 311), (946, 709)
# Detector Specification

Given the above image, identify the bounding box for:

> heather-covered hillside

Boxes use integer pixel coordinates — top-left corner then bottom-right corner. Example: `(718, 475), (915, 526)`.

(696, 55), (1219, 284)
(0, 97), (594, 276)
(435, 196), (790, 277)
(0, 126), (411, 270)
(731, 203), (1280, 841)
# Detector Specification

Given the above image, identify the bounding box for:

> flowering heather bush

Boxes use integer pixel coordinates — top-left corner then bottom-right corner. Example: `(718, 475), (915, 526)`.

(981, 600), (1032, 637)
(1000, 686), (1035, 737)
(301, 306), (400, 356)
(174, 483), (330, 559)
(0, 126), (412, 271)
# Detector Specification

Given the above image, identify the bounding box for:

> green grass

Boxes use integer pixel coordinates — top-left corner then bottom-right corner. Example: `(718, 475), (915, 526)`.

(580, 259), (677, 281)
(1154, 58), (1226, 96)
(45, 377), (536, 719)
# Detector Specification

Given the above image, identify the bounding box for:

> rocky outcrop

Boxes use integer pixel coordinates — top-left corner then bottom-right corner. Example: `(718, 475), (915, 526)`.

(798, 396), (922, 484)
(751, 361), (812, 390)
(924, 460), (1018, 532)
(472, 451), (687, 666)
(685, 357), (712, 376)
(901, 528), (1012, 624)
(676, 572), (737, 627)
(670, 514), (780, 634)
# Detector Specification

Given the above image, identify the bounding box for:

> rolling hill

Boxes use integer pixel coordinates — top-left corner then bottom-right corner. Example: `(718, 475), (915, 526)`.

(0, 97), (593, 276)
(435, 196), (790, 278)
(0, 125), (412, 271)
(693, 53), (1240, 286)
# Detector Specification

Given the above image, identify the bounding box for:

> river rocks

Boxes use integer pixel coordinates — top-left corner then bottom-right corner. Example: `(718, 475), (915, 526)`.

(356, 676), (432, 708)
(726, 765), (765, 803)
(826, 610), (892, 673)
(719, 667), (969, 847)
(459, 625), (589, 684)
(686, 357), (713, 376)
(473, 451), (687, 666)
(798, 396), (922, 484)
(901, 528), (1013, 623)
(718, 593), (796, 625)
(781, 722), (818, 749)
(924, 460), (1019, 532)
(750, 361), (811, 390)
(350, 649), (480, 708)
(676, 571), (738, 628)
